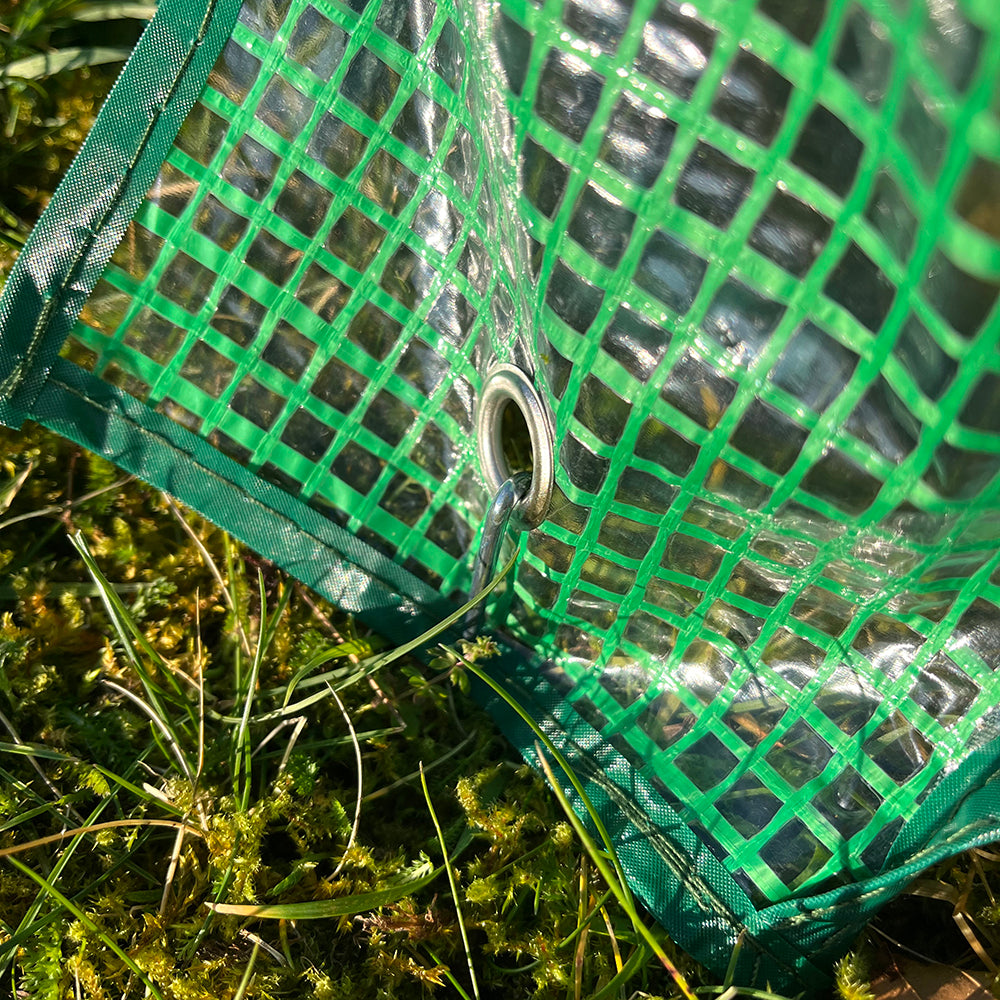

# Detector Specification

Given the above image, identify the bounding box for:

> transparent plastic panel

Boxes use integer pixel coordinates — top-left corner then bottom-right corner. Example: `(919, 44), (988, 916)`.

(60, 0), (1000, 909)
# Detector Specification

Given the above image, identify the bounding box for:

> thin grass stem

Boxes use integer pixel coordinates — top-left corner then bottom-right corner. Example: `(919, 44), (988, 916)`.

(573, 855), (588, 1000)
(599, 900), (623, 976)
(0, 475), (133, 532)
(425, 945), (475, 1000)
(534, 748), (697, 1000)
(239, 928), (286, 966)
(276, 717), (307, 774)
(232, 939), (260, 1000)
(101, 678), (194, 781)
(555, 886), (614, 950)
(214, 558), (516, 729)
(233, 570), (272, 810)
(420, 762), (480, 1000)
(0, 850), (138, 974)
(0, 706), (80, 820)
(5, 855), (166, 1000)
(158, 823), (188, 916)
(588, 944), (649, 1000)
(461, 659), (632, 908)
(70, 533), (193, 725)
(2, 795), (117, 974)
(327, 684), (362, 880)
(362, 732), (475, 803)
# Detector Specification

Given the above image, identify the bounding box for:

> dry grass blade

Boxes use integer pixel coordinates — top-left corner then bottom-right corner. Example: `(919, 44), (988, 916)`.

(952, 910), (998, 976)
(693, 986), (798, 999)
(0, 473), (133, 531)
(955, 867), (998, 977)
(0, 818), (205, 858)
(870, 925), (941, 967)
(600, 899), (623, 976)
(277, 716), (307, 774)
(556, 887), (614, 951)
(238, 929), (286, 966)
(159, 822), (190, 917)
(574, 856), (588, 1000)
(102, 678), (194, 781)
(165, 495), (252, 657)
(906, 879), (959, 905)
(905, 875), (1000, 975)
(327, 683), (362, 881)
(0, 461), (32, 515)
(253, 717), (303, 759)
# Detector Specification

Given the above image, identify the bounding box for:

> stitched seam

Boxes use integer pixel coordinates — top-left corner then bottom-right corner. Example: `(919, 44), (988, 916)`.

(3, 0), (222, 406)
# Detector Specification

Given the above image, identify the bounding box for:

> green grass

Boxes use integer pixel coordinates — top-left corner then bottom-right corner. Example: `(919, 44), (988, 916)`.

(3, 423), (998, 1000)
(0, 423), (719, 998)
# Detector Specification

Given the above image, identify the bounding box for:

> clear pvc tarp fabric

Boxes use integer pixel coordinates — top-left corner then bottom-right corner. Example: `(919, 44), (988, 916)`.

(3, 0), (1000, 988)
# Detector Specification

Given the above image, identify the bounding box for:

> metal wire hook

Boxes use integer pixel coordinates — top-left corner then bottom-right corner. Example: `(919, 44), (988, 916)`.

(463, 472), (532, 638)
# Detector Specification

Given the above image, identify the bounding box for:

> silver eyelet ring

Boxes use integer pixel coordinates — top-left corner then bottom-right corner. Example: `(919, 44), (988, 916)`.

(475, 364), (554, 529)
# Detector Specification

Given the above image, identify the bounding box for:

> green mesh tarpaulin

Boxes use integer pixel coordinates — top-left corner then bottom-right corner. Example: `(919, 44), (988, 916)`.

(3, 0), (1000, 988)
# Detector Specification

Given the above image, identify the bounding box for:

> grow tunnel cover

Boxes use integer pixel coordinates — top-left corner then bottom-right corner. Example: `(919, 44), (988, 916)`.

(2, 0), (1000, 988)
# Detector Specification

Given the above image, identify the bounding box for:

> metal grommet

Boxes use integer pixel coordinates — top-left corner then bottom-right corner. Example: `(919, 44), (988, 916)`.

(476, 364), (554, 529)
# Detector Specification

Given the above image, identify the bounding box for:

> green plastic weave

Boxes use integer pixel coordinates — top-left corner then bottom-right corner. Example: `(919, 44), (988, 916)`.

(3, 0), (1000, 988)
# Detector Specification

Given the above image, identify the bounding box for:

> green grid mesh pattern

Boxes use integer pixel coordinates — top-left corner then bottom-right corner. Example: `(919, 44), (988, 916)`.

(6, 0), (1000, 984)
(64, 0), (500, 597)
(493, 0), (1000, 904)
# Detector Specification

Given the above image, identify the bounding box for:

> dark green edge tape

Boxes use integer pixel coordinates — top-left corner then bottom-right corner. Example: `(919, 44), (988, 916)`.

(0, 0), (241, 427)
(35, 360), (452, 622)
(886, 737), (1000, 869)
(478, 650), (1000, 992)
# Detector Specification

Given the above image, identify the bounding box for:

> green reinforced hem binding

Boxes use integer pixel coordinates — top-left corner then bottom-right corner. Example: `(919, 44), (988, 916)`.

(482, 651), (1000, 989)
(0, 0), (239, 427)
(884, 735), (1000, 870)
(33, 357), (452, 621)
